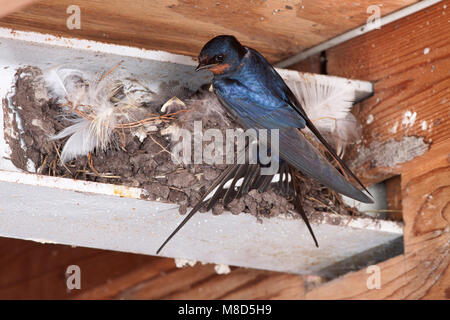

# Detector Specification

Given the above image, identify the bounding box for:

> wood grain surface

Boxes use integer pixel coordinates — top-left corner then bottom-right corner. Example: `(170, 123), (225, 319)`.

(0, 237), (306, 299)
(0, 0), (37, 19)
(0, 1), (448, 300)
(305, 142), (449, 299)
(327, 0), (449, 185)
(0, 0), (418, 62)
(311, 0), (449, 299)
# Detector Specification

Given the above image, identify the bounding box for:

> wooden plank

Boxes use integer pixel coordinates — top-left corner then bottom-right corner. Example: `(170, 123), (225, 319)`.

(0, 237), (168, 299)
(0, 0), (37, 18)
(0, 31), (381, 277)
(327, 0), (449, 184)
(0, 1), (447, 300)
(0, 237), (305, 299)
(302, 1), (450, 299)
(305, 142), (449, 299)
(0, 0), (418, 62)
(385, 175), (403, 221)
(289, 53), (323, 74)
(75, 263), (305, 300)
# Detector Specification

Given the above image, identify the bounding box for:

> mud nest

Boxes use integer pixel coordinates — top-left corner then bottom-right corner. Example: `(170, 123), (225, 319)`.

(3, 66), (363, 221)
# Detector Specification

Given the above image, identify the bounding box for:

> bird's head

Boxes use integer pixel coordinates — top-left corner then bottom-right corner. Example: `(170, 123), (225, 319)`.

(196, 35), (246, 75)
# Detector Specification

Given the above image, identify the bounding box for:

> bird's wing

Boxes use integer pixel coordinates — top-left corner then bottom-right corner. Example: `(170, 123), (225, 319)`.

(214, 78), (306, 129)
(241, 113), (372, 203)
(281, 82), (372, 197)
(277, 127), (372, 203)
(214, 80), (372, 203)
(246, 49), (371, 197)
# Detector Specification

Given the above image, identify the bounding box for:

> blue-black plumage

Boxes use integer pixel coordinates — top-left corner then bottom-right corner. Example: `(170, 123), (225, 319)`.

(157, 35), (372, 254)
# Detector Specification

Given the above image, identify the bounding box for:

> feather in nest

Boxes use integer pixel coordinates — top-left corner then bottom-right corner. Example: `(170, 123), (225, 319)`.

(42, 67), (152, 162)
(287, 75), (362, 156)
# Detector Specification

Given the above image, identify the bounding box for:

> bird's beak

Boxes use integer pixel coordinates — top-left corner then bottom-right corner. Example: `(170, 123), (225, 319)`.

(195, 62), (218, 72)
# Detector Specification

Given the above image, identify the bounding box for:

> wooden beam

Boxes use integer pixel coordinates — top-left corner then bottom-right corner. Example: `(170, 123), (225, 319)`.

(384, 175), (403, 221)
(289, 53), (323, 74)
(0, 237), (306, 299)
(301, 0), (449, 299)
(275, 0), (443, 68)
(75, 262), (305, 300)
(0, 237), (168, 299)
(304, 142), (449, 299)
(0, 30), (380, 277)
(0, 0), (38, 19)
(0, 1), (447, 300)
(0, 0), (419, 62)
(327, 0), (449, 184)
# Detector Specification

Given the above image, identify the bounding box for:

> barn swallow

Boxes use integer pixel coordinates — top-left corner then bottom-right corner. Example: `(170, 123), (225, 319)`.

(156, 35), (372, 254)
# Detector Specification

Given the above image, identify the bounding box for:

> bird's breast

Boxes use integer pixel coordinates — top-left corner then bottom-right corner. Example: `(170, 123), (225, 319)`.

(209, 64), (231, 75)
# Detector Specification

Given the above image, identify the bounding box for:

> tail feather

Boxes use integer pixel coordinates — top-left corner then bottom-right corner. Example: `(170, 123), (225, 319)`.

(289, 166), (318, 247)
(156, 164), (238, 254)
(303, 116), (372, 199)
(279, 127), (373, 203)
(156, 159), (318, 254)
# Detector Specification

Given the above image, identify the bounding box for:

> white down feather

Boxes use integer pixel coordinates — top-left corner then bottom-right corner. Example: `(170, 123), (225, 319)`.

(287, 74), (361, 156)
(43, 67), (120, 162)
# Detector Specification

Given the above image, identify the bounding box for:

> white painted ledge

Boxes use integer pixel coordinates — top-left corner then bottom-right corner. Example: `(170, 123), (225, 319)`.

(0, 28), (401, 276)
(0, 171), (402, 275)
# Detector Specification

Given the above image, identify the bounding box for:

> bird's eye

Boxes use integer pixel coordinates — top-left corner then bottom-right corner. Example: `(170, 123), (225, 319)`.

(215, 54), (224, 63)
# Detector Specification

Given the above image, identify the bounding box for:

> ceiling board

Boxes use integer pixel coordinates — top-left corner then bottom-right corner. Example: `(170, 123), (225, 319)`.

(0, 0), (419, 62)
